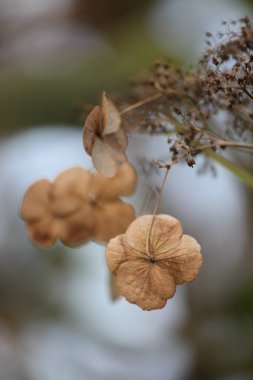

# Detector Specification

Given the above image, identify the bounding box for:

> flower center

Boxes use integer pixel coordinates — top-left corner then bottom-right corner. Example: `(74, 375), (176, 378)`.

(89, 193), (98, 206)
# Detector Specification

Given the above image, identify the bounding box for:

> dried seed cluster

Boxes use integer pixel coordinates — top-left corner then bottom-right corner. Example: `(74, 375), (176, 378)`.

(118, 17), (253, 170)
(201, 17), (253, 138)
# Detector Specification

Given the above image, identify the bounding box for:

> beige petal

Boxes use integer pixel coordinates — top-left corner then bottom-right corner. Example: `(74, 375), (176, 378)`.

(83, 105), (101, 155)
(117, 260), (176, 310)
(160, 234), (202, 284)
(89, 163), (137, 200)
(107, 146), (127, 168)
(105, 234), (126, 273)
(59, 204), (96, 247)
(125, 215), (183, 260)
(93, 201), (135, 243)
(151, 215), (183, 256)
(101, 93), (121, 135)
(91, 138), (121, 177)
(53, 167), (91, 199)
(110, 162), (137, 197)
(50, 195), (84, 218)
(21, 180), (52, 222)
(27, 217), (58, 248)
(103, 128), (128, 153)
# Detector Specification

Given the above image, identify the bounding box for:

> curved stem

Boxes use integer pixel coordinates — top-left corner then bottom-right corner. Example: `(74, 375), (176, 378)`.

(147, 167), (170, 259)
(120, 93), (162, 115)
(217, 140), (253, 150)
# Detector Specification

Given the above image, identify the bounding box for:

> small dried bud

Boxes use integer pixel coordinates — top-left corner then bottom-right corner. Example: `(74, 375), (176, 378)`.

(187, 157), (196, 167)
(174, 107), (182, 115)
(212, 57), (219, 66)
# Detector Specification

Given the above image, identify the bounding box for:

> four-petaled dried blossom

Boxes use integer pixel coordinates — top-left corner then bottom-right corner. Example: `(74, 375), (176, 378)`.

(83, 92), (128, 177)
(105, 214), (202, 310)
(21, 163), (137, 249)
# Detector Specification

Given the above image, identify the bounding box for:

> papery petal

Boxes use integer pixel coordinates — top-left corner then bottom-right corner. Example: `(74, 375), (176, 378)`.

(21, 180), (51, 222)
(53, 167), (91, 199)
(103, 128), (128, 153)
(105, 234), (126, 274)
(94, 201), (135, 243)
(59, 204), (95, 247)
(161, 234), (202, 284)
(125, 215), (183, 259)
(151, 215), (183, 256)
(91, 138), (121, 177)
(89, 163), (137, 200)
(50, 195), (84, 218)
(27, 217), (58, 248)
(101, 93), (121, 135)
(83, 105), (100, 155)
(117, 260), (176, 310)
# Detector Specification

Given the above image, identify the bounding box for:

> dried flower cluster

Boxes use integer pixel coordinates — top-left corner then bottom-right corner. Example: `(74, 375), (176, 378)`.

(20, 18), (253, 310)
(117, 17), (253, 170)
(21, 163), (136, 248)
(106, 215), (202, 310)
(201, 17), (253, 138)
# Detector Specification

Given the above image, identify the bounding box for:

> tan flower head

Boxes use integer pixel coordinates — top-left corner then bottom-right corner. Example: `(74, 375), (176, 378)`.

(21, 163), (137, 249)
(83, 92), (128, 177)
(105, 214), (202, 310)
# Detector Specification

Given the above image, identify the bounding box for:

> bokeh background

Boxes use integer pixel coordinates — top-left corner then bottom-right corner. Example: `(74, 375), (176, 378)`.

(0, 0), (253, 379)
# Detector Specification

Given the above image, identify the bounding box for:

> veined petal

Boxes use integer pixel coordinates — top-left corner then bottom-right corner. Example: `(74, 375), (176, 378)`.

(91, 138), (120, 177)
(117, 260), (176, 310)
(101, 93), (121, 135)
(125, 215), (183, 259)
(103, 128), (128, 153)
(83, 105), (100, 155)
(161, 234), (202, 284)
(93, 201), (135, 243)
(105, 234), (126, 274)
(150, 215), (183, 256)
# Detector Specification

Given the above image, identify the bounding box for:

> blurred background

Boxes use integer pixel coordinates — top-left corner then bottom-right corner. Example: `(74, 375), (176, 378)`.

(0, 0), (253, 379)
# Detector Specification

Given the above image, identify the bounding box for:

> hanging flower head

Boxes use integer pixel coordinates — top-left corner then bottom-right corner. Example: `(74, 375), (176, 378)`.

(106, 214), (202, 310)
(21, 163), (137, 248)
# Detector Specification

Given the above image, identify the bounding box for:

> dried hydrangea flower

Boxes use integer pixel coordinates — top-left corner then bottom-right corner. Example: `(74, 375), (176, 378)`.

(105, 214), (202, 310)
(21, 163), (136, 248)
(83, 92), (128, 177)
